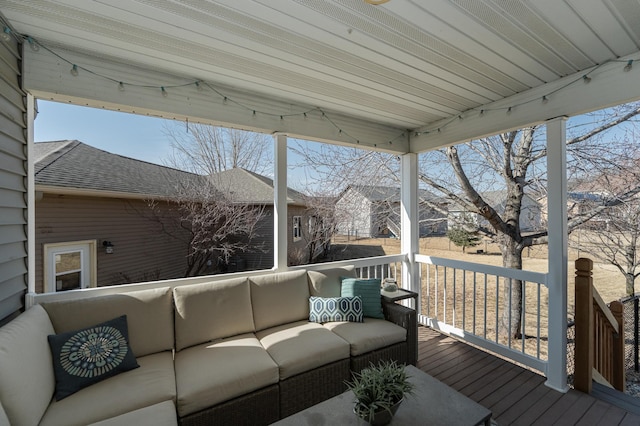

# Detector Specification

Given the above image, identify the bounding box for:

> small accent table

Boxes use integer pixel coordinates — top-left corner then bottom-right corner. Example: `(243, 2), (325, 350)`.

(381, 288), (418, 305)
(272, 365), (492, 425)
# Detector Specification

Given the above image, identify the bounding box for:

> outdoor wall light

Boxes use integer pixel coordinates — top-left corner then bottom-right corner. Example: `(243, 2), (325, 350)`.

(103, 241), (114, 254)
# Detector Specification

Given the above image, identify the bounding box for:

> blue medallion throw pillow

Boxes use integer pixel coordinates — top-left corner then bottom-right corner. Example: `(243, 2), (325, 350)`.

(341, 278), (384, 319)
(47, 315), (139, 400)
(309, 296), (363, 323)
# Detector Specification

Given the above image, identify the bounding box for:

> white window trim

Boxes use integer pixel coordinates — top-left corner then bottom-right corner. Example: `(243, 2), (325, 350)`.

(43, 240), (97, 293)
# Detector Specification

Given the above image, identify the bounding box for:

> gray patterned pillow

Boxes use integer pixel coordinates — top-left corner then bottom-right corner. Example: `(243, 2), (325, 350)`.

(309, 296), (363, 323)
(47, 315), (139, 400)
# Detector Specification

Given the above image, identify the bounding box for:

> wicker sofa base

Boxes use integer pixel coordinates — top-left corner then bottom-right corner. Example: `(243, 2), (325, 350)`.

(279, 358), (351, 418)
(179, 383), (279, 426)
(350, 341), (408, 374)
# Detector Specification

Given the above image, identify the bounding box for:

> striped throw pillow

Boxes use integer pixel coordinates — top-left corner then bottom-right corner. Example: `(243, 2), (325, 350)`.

(341, 278), (384, 319)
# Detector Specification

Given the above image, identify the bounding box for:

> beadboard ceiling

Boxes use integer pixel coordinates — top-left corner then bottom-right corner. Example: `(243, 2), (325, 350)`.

(2, 0), (640, 152)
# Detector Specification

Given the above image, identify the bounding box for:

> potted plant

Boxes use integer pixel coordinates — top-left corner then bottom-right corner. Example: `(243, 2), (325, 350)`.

(346, 360), (414, 425)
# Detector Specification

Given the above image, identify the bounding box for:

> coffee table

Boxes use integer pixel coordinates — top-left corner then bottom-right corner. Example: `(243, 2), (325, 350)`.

(272, 365), (492, 425)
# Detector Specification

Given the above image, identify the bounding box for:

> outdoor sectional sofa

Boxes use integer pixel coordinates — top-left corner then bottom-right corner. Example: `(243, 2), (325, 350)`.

(0, 266), (416, 426)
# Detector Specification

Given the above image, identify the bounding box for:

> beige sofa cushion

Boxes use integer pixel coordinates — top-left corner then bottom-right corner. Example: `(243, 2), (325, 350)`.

(256, 320), (350, 380)
(40, 351), (176, 426)
(250, 270), (309, 331)
(42, 287), (173, 357)
(174, 277), (254, 351)
(174, 333), (279, 417)
(307, 266), (356, 297)
(0, 305), (55, 426)
(89, 400), (177, 426)
(324, 318), (407, 356)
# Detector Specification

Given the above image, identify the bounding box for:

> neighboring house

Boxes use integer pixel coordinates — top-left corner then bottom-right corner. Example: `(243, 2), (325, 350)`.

(448, 191), (543, 233)
(209, 167), (317, 268)
(34, 140), (316, 293)
(335, 185), (447, 238)
(34, 140), (195, 294)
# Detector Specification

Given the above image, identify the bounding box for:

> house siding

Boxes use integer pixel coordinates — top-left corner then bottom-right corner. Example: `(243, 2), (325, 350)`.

(35, 194), (190, 293)
(335, 189), (374, 237)
(0, 37), (27, 323)
(227, 205), (311, 270)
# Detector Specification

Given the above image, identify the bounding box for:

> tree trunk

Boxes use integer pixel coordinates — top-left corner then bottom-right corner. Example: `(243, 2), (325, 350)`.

(499, 237), (524, 339)
(626, 273), (635, 297)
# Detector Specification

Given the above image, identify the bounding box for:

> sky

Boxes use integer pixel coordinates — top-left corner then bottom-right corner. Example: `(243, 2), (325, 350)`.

(33, 100), (330, 191)
(35, 100), (175, 167)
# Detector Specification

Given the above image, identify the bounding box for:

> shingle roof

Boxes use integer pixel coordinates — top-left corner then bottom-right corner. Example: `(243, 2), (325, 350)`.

(347, 185), (441, 203)
(211, 168), (306, 205)
(34, 140), (203, 198)
(34, 140), (305, 205)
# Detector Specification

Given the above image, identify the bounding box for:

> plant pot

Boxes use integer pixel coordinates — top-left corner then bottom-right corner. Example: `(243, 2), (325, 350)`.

(354, 398), (403, 426)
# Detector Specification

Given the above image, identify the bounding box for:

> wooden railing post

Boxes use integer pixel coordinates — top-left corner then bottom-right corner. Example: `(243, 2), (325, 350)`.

(574, 258), (594, 393)
(610, 300), (625, 391)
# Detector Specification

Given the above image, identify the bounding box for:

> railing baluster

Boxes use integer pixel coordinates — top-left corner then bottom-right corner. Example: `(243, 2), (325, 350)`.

(484, 274), (488, 340)
(522, 281), (526, 354)
(443, 266), (448, 324)
(453, 268), (457, 327)
(495, 275), (500, 344)
(435, 266), (439, 320)
(537, 283), (541, 359)
(462, 270), (466, 331)
(427, 264), (431, 317)
(508, 277), (512, 349)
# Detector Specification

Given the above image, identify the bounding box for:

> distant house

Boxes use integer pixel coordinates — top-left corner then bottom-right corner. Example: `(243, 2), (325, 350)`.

(34, 140), (195, 293)
(335, 185), (447, 238)
(34, 140), (314, 293)
(209, 167), (315, 268)
(448, 191), (543, 232)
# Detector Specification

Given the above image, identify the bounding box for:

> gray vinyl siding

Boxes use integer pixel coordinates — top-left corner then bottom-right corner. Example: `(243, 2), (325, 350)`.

(0, 36), (27, 324)
(35, 194), (190, 293)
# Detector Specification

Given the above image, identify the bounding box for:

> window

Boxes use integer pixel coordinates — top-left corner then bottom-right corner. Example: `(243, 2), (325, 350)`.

(44, 240), (97, 292)
(293, 216), (302, 241)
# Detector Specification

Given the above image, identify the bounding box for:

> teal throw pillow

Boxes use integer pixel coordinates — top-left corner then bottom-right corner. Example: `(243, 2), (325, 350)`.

(309, 296), (363, 323)
(48, 315), (139, 400)
(341, 278), (384, 319)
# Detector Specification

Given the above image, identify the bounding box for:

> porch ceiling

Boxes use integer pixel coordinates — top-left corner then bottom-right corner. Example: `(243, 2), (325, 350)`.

(2, 0), (640, 153)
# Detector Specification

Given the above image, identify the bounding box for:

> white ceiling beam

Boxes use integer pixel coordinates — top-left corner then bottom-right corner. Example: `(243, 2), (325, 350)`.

(411, 51), (640, 152)
(23, 48), (409, 154)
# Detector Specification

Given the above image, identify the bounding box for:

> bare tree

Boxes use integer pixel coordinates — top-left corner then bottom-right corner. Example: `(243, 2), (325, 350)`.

(164, 123), (273, 175)
(578, 200), (640, 296)
(142, 123), (274, 276)
(292, 102), (640, 338)
(571, 151), (640, 296)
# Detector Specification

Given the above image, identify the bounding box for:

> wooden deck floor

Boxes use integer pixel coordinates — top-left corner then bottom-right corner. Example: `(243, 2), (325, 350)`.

(417, 326), (640, 425)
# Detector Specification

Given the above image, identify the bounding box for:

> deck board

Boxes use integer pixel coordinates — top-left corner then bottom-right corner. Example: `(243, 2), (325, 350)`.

(416, 326), (640, 425)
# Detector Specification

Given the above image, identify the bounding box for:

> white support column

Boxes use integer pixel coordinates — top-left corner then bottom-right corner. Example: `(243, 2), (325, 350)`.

(26, 93), (36, 301)
(273, 133), (288, 272)
(545, 116), (569, 392)
(401, 153), (420, 306)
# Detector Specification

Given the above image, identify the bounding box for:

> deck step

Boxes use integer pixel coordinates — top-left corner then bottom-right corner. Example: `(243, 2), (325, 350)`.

(591, 382), (640, 415)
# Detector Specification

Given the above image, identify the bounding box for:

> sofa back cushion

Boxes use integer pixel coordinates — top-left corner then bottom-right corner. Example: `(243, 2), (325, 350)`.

(0, 305), (56, 426)
(250, 270), (309, 331)
(42, 287), (173, 357)
(307, 266), (356, 297)
(173, 277), (254, 351)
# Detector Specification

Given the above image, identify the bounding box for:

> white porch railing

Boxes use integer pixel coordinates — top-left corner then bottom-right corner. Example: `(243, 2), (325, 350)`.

(27, 254), (407, 306)
(416, 254), (549, 374)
